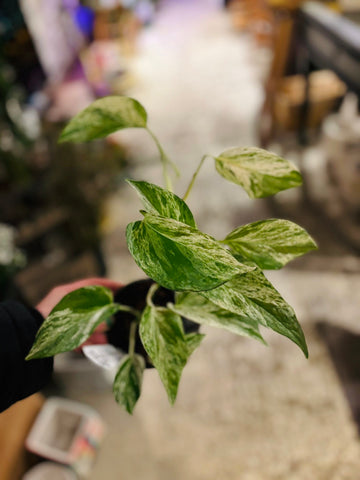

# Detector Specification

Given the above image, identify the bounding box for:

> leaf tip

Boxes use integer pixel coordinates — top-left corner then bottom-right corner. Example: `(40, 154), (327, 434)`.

(259, 336), (268, 346)
(57, 133), (67, 144)
(58, 128), (76, 144)
(124, 402), (135, 415)
(166, 381), (180, 406)
(296, 332), (309, 358)
(310, 236), (319, 251)
(25, 347), (41, 361)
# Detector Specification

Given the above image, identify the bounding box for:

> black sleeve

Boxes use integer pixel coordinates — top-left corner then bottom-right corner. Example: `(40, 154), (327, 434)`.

(0, 300), (53, 412)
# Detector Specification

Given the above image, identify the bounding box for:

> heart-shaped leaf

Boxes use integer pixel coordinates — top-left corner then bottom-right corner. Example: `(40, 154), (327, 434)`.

(126, 214), (252, 291)
(224, 219), (317, 269)
(215, 147), (302, 198)
(170, 292), (265, 343)
(59, 96), (147, 143)
(26, 286), (120, 359)
(113, 354), (145, 414)
(201, 270), (308, 357)
(127, 180), (196, 227)
(139, 306), (189, 404)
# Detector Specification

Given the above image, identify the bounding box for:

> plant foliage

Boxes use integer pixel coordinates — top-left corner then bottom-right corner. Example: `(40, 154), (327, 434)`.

(28, 96), (317, 413)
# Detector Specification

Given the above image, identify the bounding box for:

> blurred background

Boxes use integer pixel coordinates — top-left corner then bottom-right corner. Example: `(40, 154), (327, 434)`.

(1, 0), (360, 479)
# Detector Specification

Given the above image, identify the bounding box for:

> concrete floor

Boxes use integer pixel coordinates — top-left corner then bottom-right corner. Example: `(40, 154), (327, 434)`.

(55, 1), (360, 478)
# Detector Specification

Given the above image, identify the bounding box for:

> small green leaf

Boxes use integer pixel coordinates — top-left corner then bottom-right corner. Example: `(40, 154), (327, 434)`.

(139, 306), (189, 404)
(215, 147), (302, 198)
(170, 292), (265, 343)
(224, 219), (318, 269)
(26, 286), (120, 359)
(127, 180), (196, 227)
(185, 332), (206, 356)
(201, 270), (308, 357)
(113, 354), (145, 414)
(126, 214), (253, 292)
(59, 96), (147, 143)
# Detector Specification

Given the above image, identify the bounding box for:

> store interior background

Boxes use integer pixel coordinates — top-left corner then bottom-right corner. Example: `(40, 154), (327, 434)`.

(1, 0), (360, 479)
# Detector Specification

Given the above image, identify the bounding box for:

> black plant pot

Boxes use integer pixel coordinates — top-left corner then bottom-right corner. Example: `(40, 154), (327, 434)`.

(106, 278), (199, 367)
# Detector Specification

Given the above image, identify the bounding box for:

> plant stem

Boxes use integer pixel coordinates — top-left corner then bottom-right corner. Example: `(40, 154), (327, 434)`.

(146, 127), (180, 191)
(128, 321), (137, 357)
(115, 304), (141, 320)
(182, 154), (209, 202)
(146, 282), (160, 308)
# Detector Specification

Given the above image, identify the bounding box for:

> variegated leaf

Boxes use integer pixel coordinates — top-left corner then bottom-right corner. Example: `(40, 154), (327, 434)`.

(126, 214), (252, 291)
(215, 147), (302, 198)
(113, 354), (145, 414)
(59, 96), (147, 143)
(170, 292), (265, 343)
(224, 219), (317, 269)
(127, 180), (196, 227)
(201, 270), (308, 357)
(26, 286), (120, 359)
(139, 306), (189, 404)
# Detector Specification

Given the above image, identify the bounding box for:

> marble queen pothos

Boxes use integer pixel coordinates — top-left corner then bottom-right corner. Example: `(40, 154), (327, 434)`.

(27, 96), (317, 413)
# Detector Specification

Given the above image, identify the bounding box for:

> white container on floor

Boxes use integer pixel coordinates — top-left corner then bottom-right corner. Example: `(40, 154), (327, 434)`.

(25, 397), (105, 477)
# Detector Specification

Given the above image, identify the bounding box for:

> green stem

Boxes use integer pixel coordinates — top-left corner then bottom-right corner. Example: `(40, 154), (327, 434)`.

(115, 304), (141, 320)
(146, 127), (180, 191)
(128, 321), (137, 357)
(146, 283), (160, 308)
(183, 154), (209, 202)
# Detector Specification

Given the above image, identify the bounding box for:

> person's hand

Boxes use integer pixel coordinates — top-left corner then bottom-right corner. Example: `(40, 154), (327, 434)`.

(36, 277), (122, 318)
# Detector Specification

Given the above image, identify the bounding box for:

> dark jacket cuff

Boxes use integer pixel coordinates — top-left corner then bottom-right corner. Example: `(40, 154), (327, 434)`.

(0, 300), (53, 412)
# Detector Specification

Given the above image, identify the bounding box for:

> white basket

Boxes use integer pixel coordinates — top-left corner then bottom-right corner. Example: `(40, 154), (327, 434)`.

(25, 397), (105, 476)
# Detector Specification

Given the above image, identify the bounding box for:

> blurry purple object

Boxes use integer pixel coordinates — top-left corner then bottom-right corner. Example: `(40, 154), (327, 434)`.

(73, 6), (95, 38)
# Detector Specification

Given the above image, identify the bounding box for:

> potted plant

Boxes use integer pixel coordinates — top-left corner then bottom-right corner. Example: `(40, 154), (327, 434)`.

(27, 96), (317, 413)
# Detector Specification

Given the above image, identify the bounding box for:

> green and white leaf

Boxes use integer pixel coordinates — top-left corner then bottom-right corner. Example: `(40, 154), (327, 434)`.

(26, 286), (120, 359)
(139, 306), (190, 404)
(224, 219), (318, 269)
(59, 96), (147, 143)
(170, 292), (265, 343)
(215, 147), (302, 198)
(201, 270), (308, 357)
(127, 180), (196, 227)
(113, 354), (145, 414)
(185, 332), (206, 356)
(127, 214), (252, 292)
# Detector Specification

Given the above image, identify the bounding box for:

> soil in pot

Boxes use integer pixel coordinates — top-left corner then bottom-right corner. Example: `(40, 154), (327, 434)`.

(107, 278), (199, 367)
